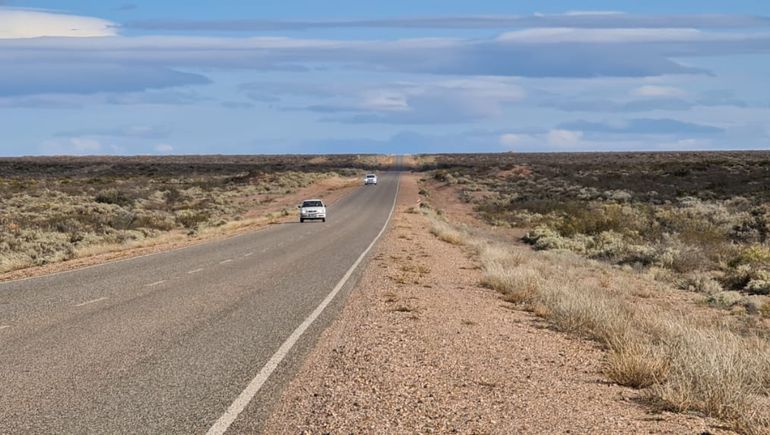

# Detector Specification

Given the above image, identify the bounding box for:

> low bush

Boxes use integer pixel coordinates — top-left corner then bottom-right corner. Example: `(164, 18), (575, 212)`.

(95, 188), (135, 207)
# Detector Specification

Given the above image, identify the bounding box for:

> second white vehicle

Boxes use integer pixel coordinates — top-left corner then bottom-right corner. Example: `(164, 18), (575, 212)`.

(364, 174), (378, 185)
(298, 199), (326, 223)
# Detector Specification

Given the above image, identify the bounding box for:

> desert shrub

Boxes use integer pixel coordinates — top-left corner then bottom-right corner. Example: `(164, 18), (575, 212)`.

(588, 230), (657, 265)
(163, 187), (184, 207)
(730, 207), (770, 244)
(746, 279), (770, 295)
(523, 226), (584, 252)
(556, 203), (651, 237)
(676, 272), (723, 294)
(723, 245), (770, 292)
(110, 210), (137, 230)
(730, 245), (770, 268)
(95, 188), (134, 207)
(175, 209), (211, 229)
(0, 229), (75, 271)
(706, 291), (744, 309)
(133, 210), (176, 231)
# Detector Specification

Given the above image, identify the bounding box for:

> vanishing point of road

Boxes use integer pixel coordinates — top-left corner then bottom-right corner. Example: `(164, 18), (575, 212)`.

(0, 168), (400, 434)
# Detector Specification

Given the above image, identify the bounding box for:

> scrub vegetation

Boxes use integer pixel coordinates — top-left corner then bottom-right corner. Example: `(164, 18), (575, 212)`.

(420, 152), (770, 311)
(418, 151), (770, 434)
(0, 155), (382, 274)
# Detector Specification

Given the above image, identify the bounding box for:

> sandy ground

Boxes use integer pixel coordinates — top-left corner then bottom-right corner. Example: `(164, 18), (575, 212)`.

(0, 176), (359, 283)
(264, 173), (731, 434)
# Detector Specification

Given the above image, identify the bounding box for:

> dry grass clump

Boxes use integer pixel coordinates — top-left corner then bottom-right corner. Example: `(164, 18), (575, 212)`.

(605, 338), (669, 389)
(650, 323), (770, 433)
(483, 263), (541, 304)
(429, 218), (468, 246)
(430, 214), (770, 433)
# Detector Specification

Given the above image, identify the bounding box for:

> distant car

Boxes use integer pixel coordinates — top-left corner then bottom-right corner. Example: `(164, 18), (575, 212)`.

(364, 174), (378, 185)
(298, 199), (326, 223)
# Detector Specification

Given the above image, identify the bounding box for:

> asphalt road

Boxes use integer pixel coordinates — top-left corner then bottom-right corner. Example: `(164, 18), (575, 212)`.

(0, 169), (400, 434)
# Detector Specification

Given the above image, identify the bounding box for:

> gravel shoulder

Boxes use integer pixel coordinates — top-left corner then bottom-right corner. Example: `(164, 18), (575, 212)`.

(264, 173), (731, 434)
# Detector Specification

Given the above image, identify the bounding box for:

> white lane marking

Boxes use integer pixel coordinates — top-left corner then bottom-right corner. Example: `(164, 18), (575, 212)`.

(187, 268), (204, 274)
(243, 252), (253, 257)
(0, 325), (10, 330)
(206, 173), (400, 435)
(75, 297), (108, 307)
(219, 259), (233, 264)
(146, 280), (167, 287)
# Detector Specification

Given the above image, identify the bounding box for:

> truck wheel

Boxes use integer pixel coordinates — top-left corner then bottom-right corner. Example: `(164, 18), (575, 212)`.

(300, 218), (305, 223)
(322, 218), (326, 222)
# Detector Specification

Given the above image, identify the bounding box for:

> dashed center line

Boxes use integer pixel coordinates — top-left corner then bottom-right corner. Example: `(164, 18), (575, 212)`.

(146, 280), (167, 287)
(188, 268), (204, 274)
(75, 297), (108, 307)
(219, 259), (233, 264)
(243, 252), (253, 257)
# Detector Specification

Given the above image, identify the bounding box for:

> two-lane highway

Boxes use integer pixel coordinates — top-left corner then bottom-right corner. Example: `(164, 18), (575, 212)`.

(0, 169), (400, 434)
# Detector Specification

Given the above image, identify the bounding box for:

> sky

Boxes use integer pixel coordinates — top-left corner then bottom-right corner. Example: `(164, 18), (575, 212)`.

(1, 1), (770, 155)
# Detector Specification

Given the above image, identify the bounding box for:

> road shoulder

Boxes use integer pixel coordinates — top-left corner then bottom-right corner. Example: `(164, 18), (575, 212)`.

(264, 173), (729, 434)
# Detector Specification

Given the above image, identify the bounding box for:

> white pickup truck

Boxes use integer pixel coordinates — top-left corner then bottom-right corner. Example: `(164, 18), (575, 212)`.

(298, 199), (326, 223)
(364, 174), (378, 185)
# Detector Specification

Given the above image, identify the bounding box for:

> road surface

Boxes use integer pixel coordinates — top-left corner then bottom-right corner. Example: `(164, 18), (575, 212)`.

(0, 169), (400, 434)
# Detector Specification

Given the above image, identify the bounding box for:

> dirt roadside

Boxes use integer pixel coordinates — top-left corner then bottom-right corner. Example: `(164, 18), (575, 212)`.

(0, 176), (359, 283)
(263, 173), (730, 434)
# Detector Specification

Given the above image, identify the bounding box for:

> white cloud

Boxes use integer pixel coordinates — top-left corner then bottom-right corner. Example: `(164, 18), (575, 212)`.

(41, 137), (104, 155)
(0, 31), (713, 78)
(70, 137), (103, 152)
(499, 133), (527, 149)
(497, 28), (705, 44)
(127, 13), (770, 32)
(547, 129), (584, 147)
(301, 77), (526, 124)
(0, 8), (117, 39)
(360, 90), (410, 112)
(631, 85), (687, 98)
(154, 143), (174, 153)
(563, 11), (624, 16)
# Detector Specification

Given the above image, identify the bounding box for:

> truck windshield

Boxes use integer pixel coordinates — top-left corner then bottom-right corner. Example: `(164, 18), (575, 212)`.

(302, 201), (323, 207)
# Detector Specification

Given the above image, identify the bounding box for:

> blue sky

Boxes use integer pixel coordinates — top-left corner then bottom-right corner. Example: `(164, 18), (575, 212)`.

(1, 1), (769, 155)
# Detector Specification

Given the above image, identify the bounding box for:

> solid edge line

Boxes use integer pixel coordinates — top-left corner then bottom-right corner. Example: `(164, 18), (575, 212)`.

(74, 296), (108, 307)
(206, 171), (401, 435)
